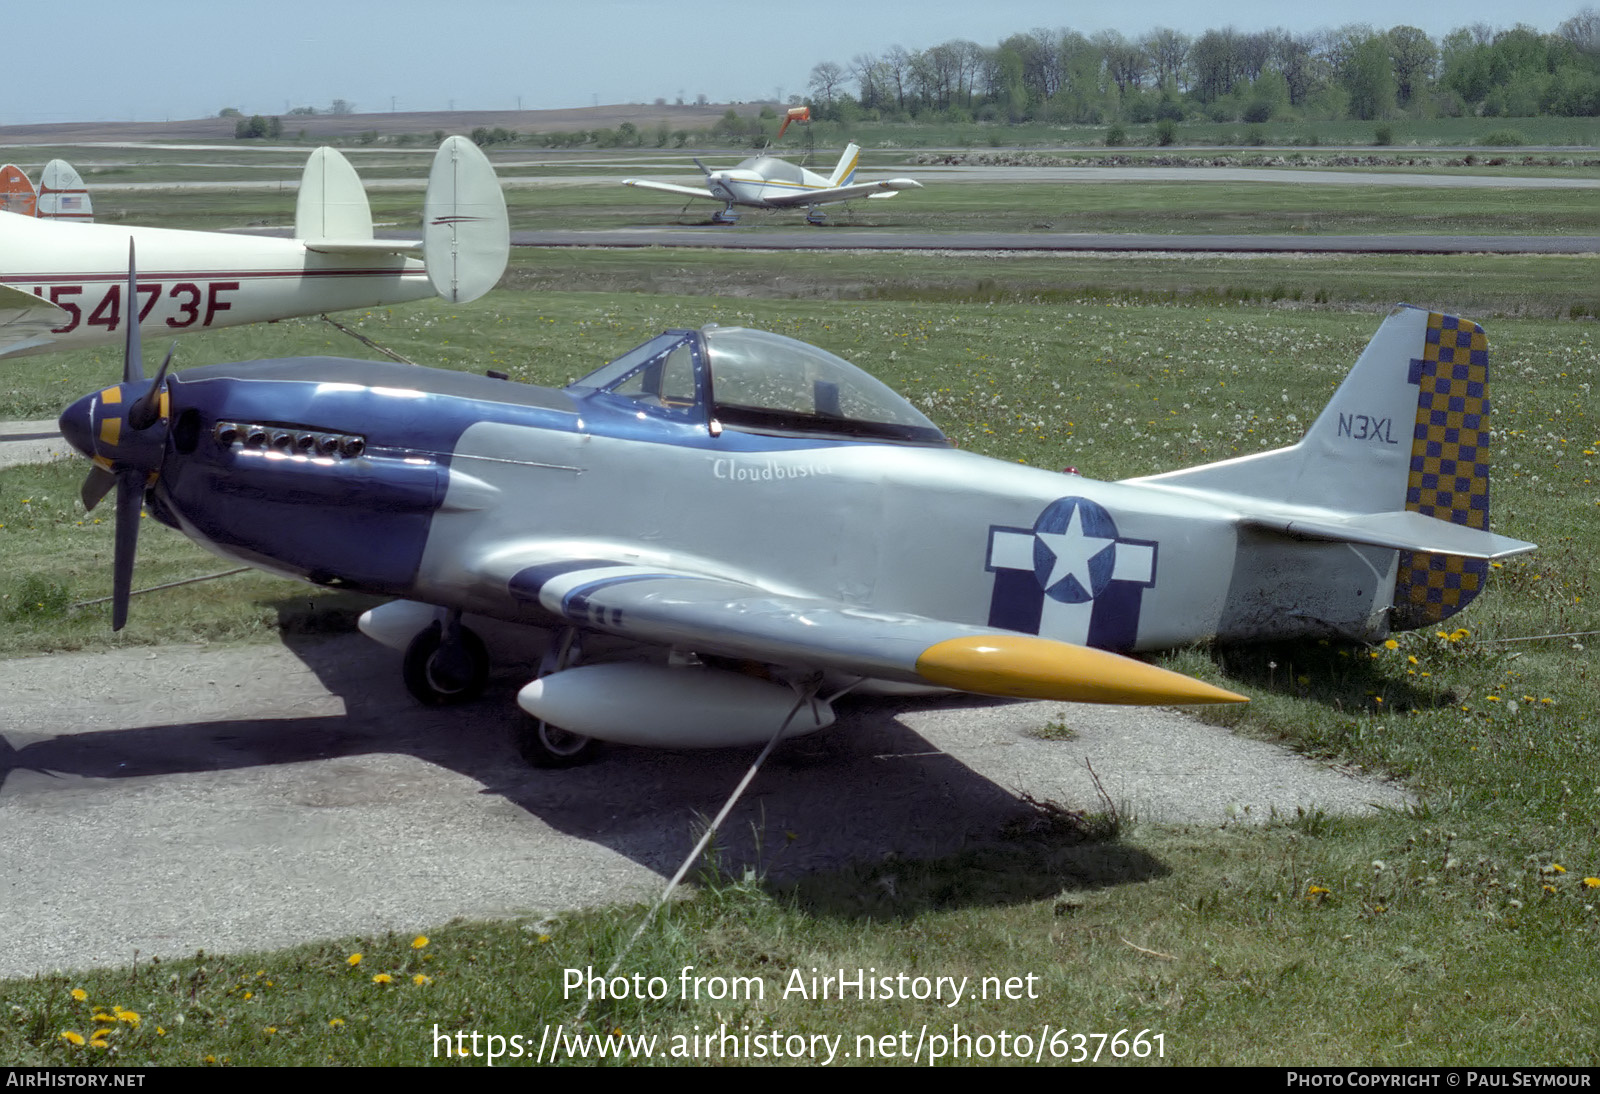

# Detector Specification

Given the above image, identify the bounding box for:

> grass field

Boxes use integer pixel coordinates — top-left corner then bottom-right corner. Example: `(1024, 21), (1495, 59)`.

(1, 160), (1598, 1066)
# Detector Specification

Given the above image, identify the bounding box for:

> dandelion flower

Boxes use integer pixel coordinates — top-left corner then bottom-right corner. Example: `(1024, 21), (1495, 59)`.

(328, 1018), (345, 1028)
(411, 935), (429, 949)
(372, 973), (393, 985)
(346, 953), (362, 967)
(115, 1008), (140, 1027)
(60, 1031), (85, 1046)
(413, 974), (432, 986)
(1583, 878), (1600, 889)
(1384, 639), (1399, 650)
(1307, 885), (1331, 897)
(70, 988), (87, 1002)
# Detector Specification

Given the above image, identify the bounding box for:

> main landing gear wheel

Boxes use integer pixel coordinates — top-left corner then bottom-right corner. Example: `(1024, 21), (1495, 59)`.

(402, 619), (488, 706)
(516, 626), (601, 768)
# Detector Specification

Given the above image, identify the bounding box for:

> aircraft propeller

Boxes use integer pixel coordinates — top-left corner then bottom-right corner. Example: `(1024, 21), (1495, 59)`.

(59, 241), (177, 630)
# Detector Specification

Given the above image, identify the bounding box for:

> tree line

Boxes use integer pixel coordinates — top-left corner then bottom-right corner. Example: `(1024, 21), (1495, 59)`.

(806, 10), (1600, 124)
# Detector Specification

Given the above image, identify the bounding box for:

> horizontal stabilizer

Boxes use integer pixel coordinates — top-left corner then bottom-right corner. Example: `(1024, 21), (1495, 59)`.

(1244, 509), (1535, 559)
(302, 239), (421, 256)
(422, 136), (510, 304)
(295, 147), (373, 242)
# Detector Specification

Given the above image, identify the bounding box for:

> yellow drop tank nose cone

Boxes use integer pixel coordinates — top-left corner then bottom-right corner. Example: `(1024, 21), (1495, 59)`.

(916, 635), (1248, 706)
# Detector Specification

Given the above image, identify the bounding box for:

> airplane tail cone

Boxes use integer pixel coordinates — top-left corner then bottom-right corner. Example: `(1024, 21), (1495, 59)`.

(422, 136), (510, 304)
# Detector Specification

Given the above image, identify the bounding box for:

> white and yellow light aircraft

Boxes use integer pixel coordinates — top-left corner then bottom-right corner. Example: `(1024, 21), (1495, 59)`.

(0, 137), (508, 360)
(623, 143), (921, 224)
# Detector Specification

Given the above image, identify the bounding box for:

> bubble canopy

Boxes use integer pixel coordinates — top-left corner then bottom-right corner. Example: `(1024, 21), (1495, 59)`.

(569, 326), (948, 446)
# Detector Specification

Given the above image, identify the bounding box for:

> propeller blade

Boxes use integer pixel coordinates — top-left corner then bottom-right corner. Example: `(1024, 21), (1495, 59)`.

(122, 239), (143, 385)
(81, 465), (116, 512)
(127, 341), (176, 431)
(111, 471), (143, 631)
(693, 157), (711, 178)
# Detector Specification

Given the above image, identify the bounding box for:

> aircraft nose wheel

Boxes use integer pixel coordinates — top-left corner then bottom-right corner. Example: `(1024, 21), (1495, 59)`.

(517, 718), (601, 768)
(402, 620), (489, 705)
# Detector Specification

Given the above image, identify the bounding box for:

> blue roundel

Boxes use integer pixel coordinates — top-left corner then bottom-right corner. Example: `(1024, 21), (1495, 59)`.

(1031, 496), (1119, 604)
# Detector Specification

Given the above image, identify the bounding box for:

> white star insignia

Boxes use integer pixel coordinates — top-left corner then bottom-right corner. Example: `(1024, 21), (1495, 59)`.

(1036, 505), (1115, 596)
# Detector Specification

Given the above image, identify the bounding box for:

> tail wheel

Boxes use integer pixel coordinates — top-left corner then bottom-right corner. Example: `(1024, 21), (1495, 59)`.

(518, 719), (601, 768)
(402, 621), (489, 706)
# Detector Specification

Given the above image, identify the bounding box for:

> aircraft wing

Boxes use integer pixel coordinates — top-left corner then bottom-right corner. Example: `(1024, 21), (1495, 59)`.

(621, 178), (719, 201)
(0, 282), (67, 358)
(496, 556), (1243, 705)
(761, 178), (922, 207)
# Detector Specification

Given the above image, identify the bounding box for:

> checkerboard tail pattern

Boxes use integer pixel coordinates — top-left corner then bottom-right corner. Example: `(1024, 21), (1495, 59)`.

(1391, 312), (1491, 629)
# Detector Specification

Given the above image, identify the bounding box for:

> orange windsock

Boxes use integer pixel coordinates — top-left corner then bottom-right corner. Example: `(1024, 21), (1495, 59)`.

(776, 106), (811, 141)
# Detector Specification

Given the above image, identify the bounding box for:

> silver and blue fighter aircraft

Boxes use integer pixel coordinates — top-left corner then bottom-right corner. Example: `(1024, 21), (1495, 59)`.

(58, 302), (1534, 766)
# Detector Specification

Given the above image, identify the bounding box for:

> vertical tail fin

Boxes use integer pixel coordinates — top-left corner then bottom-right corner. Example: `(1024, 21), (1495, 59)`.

(294, 147), (374, 242)
(0, 164), (36, 217)
(827, 143), (860, 188)
(1131, 305), (1503, 628)
(36, 160), (93, 222)
(422, 136), (510, 304)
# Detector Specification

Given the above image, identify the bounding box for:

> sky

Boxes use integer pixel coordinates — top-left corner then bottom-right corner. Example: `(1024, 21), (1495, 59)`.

(1, 0), (1591, 125)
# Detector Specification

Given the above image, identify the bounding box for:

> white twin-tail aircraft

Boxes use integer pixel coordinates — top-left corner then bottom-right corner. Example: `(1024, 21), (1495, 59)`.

(624, 143), (921, 224)
(0, 137), (509, 360)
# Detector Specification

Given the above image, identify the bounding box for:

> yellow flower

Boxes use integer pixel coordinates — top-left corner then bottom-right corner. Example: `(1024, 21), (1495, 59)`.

(92, 1012), (117, 1024)
(1543, 885), (1557, 894)
(70, 988), (87, 1002)
(1550, 864), (1567, 874)
(60, 1031), (85, 1046)
(412, 974), (432, 986)
(115, 1008), (140, 1027)
(1583, 878), (1600, 889)
(346, 953), (362, 967)
(1383, 639), (1398, 650)
(328, 1018), (345, 1028)
(1408, 656), (1418, 665)
(372, 973), (393, 984)
(411, 935), (429, 949)
(1307, 885), (1331, 897)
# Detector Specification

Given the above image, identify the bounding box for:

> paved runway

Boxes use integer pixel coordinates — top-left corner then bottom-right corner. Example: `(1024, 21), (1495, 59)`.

(0, 635), (1407, 978)
(510, 228), (1600, 254)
